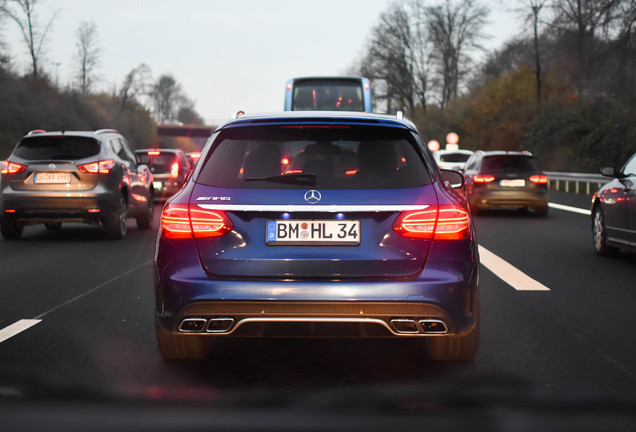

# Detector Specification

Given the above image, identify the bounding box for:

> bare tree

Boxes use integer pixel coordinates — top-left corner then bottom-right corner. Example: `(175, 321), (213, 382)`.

(514, 0), (548, 105)
(119, 63), (152, 109)
(0, 0), (57, 77)
(73, 20), (101, 95)
(361, 1), (431, 114)
(551, 0), (621, 96)
(425, 0), (489, 110)
(149, 74), (186, 122)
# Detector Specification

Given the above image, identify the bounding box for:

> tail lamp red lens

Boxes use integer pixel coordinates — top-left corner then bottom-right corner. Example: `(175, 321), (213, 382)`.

(161, 204), (233, 239)
(529, 175), (549, 184)
(393, 205), (469, 240)
(473, 174), (495, 183)
(78, 160), (116, 174)
(1, 161), (27, 175)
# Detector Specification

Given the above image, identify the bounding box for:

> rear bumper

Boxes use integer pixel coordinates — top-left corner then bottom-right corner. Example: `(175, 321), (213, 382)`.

(469, 188), (548, 209)
(1, 189), (120, 224)
(154, 238), (479, 339)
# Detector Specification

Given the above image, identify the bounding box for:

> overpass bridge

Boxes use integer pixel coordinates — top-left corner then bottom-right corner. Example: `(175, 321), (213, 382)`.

(157, 124), (217, 138)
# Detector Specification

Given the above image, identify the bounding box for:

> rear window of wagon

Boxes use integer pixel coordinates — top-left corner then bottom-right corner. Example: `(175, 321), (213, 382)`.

(196, 125), (433, 189)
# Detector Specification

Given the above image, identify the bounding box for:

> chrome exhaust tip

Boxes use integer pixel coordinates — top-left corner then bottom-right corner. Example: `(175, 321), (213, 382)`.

(206, 317), (235, 333)
(419, 319), (448, 334)
(179, 318), (207, 332)
(390, 318), (419, 334)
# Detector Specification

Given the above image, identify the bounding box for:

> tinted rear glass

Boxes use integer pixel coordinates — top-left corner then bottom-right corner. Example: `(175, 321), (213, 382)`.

(197, 125), (432, 189)
(439, 153), (472, 163)
(145, 153), (180, 174)
(292, 80), (364, 111)
(14, 136), (100, 161)
(481, 155), (539, 172)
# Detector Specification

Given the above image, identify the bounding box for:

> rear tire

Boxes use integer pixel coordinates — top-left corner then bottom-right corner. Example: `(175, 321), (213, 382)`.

(426, 297), (479, 361)
(104, 195), (128, 239)
(592, 205), (618, 256)
(155, 323), (212, 360)
(534, 205), (548, 216)
(1, 217), (23, 240)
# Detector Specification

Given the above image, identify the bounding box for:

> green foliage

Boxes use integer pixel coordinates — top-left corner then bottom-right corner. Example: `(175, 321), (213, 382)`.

(524, 98), (636, 171)
(0, 70), (157, 158)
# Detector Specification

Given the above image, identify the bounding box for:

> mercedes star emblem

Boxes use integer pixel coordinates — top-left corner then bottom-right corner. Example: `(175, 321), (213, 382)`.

(304, 190), (321, 205)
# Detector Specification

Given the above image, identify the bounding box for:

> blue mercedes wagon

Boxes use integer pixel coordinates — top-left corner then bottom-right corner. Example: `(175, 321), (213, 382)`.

(154, 111), (480, 360)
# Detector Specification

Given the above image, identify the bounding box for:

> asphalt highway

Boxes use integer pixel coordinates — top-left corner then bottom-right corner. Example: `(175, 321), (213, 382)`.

(1, 191), (635, 401)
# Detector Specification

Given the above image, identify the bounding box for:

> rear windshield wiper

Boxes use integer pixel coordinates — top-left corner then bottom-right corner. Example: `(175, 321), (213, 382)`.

(243, 173), (317, 186)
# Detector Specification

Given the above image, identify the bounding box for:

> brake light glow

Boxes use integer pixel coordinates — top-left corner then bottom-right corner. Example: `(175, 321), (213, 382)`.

(529, 175), (548, 184)
(393, 205), (469, 240)
(161, 204), (233, 239)
(170, 162), (179, 178)
(473, 174), (495, 183)
(78, 160), (116, 174)
(148, 151), (161, 155)
(1, 161), (27, 174)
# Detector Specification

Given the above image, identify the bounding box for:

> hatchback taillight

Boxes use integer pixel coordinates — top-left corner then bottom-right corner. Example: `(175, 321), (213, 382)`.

(1, 161), (27, 174)
(529, 175), (548, 184)
(161, 203), (233, 239)
(473, 174), (495, 183)
(393, 205), (469, 240)
(78, 160), (116, 174)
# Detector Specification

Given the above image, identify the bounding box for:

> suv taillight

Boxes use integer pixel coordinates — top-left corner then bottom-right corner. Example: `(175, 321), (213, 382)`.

(473, 174), (495, 183)
(393, 205), (469, 240)
(161, 203), (233, 239)
(1, 161), (27, 174)
(78, 160), (116, 174)
(529, 175), (548, 184)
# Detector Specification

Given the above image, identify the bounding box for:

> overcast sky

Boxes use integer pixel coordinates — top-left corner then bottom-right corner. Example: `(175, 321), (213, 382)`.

(4, 0), (518, 123)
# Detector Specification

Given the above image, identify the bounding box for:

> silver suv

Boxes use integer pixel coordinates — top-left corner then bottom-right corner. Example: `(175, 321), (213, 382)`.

(0, 129), (155, 239)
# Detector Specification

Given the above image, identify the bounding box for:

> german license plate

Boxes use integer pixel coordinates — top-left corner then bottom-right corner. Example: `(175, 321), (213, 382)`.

(266, 220), (360, 245)
(500, 179), (525, 187)
(34, 172), (71, 184)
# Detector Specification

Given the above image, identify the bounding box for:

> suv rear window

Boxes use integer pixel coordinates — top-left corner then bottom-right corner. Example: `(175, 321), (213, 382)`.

(197, 125), (432, 189)
(146, 153), (180, 175)
(14, 136), (101, 161)
(481, 155), (539, 172)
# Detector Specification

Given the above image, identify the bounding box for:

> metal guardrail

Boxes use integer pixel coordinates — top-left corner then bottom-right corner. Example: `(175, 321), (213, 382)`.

(545, 171), (607, 195)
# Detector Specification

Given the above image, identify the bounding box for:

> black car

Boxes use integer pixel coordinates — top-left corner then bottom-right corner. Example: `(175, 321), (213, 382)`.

(591, 152), (636, 255)
(463, 150), (549, 215)
(135, 149), (191, 201)
(0, 129), (155, 239)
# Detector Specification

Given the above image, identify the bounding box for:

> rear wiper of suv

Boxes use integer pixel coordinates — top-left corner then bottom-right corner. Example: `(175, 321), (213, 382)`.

(244, 173), (317, 186)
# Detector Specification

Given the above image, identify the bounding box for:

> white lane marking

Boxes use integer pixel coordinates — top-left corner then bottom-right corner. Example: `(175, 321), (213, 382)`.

(549, 202), (591, 215)
(479, 245), (551, 291)
(34, 260), (153, 319)
(0, 319), (42, 344)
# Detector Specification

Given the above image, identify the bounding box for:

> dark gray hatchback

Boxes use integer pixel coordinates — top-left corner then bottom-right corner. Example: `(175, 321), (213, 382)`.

(0, 129), (155, 239)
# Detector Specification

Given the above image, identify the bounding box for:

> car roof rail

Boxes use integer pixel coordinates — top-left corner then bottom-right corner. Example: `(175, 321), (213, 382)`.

(27, 129), (47, 135)
(95, 129), (119, 135)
